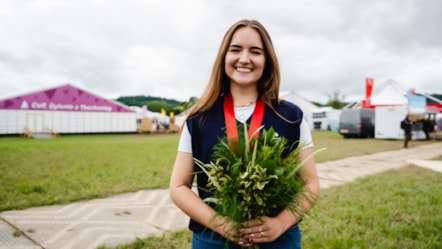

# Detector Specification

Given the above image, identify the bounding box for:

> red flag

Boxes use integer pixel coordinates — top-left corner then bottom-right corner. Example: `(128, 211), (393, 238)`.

(365, 78), (374, 99)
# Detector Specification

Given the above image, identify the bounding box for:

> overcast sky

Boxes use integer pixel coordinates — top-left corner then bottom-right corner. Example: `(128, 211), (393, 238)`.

(1, 0), (441, 104)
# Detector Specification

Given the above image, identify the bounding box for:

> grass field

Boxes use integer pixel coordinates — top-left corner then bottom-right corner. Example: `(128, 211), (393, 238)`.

(99, 165), (442, 249)
(0, 133), (178, 211)
(1, 132), (440, 248)
(1, 131), (423, 211)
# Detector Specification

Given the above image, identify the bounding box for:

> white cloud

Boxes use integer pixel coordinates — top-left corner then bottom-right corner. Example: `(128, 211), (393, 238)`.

(0, 0), (441, 104)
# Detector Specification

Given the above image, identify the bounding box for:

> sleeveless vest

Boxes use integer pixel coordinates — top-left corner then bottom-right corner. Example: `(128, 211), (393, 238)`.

(186, 96), (304, 232)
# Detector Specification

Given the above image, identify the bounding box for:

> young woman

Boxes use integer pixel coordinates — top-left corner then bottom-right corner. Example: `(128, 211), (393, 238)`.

(170, 19), (320, 249)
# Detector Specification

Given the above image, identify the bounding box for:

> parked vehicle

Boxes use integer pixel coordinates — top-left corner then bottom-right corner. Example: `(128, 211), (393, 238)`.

(339, 108), (375, 138)
(311, 107), (341, 132)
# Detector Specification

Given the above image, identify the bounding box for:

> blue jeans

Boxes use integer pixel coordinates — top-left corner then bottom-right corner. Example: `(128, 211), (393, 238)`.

(192, 224), (301, 249)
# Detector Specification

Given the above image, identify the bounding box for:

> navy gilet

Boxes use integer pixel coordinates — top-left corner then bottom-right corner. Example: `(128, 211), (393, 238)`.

(186, 96), (304, 232)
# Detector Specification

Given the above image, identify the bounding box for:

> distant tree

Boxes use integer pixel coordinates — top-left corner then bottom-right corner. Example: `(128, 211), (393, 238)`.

(310, 101), (323, 108)
(115, 95), (195, 115)
(116, 95), (182, 107)
(171, 105), (186, 114)
(146, 100), (167, 113)
(186, 96), (198, 109)
(326, 90), (347, 109)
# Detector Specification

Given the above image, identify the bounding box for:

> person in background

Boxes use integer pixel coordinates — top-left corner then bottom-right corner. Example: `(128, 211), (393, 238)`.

(169, 19), (320, 248)
(401, 115), (413, 148)
(425, 117), (436, 141)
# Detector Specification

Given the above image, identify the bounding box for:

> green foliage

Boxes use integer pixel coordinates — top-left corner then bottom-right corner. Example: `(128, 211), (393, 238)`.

(325, 90), (348, 109)
(115, 95), (190, 115)
(429, 93), (442, 103)
(308, 91), (352, 108)
(115, 95), (182, 107)
(195, 124), (311, 236)
(145, 100), (168, 113)
(170, 105), (186, 114)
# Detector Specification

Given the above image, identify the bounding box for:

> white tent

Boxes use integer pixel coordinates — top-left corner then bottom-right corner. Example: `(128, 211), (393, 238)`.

(0, 84), (136, 135)
(280, 91), (319, 130)
(371, 79), (429, 140)
(370, 79), (407, 106)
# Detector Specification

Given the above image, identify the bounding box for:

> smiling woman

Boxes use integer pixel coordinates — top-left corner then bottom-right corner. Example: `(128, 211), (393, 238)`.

(169, 19), (320, 249)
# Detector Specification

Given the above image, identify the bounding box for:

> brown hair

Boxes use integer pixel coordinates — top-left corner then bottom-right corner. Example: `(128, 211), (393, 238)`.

(186, 19), (281, 120)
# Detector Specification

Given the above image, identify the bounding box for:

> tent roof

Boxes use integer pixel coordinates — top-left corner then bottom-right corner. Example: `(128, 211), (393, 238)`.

(0, 84), (134, 113)
(280, 91), (318, 112)
(370, 79), (407, 106)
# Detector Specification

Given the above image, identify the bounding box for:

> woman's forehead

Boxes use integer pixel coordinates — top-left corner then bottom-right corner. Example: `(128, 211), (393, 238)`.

(230, 27), (263, 48)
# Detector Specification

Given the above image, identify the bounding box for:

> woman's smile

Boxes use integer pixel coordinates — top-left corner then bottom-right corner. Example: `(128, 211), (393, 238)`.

(236, 67), (253, 73)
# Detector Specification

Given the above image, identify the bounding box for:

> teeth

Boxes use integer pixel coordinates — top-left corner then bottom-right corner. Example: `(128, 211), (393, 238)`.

(236, 67), (252, 73)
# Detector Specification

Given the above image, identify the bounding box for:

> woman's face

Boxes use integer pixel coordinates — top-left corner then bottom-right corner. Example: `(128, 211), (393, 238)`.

(225, 26), (266, 88)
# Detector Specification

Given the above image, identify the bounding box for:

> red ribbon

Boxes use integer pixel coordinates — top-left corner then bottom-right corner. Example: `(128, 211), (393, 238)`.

(224, 93), (265, 150)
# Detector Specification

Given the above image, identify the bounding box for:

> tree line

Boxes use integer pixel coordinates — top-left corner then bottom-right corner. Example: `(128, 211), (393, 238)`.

(115, 95), (195, 115)
(115, 90), (374, 115)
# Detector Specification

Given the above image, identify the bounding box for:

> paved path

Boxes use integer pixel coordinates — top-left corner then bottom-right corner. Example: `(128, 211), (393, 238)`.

(1, 143), (441, 249)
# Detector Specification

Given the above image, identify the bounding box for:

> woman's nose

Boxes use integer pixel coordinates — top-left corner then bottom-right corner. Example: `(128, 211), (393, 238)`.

(239, 51), (250, 63)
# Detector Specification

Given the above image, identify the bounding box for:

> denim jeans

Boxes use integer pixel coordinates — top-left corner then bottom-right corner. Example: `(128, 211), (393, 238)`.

(192, 224), (301, 249)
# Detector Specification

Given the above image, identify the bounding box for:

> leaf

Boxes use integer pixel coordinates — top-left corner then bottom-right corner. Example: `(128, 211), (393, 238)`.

(204, 197), (220, 204)
(240, 171), (249, 179)
(274, 167), (284, 176)
(256, 181), (266, 190)
(194, 158), (222, 191)
(256, 196), (263, 206)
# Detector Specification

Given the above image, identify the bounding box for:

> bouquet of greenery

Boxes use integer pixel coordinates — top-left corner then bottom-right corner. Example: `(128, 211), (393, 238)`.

(195, 124), (315, 247)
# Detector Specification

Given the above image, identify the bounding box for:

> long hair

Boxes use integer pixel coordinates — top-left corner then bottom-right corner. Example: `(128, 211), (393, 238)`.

(186, 19), (281, 120)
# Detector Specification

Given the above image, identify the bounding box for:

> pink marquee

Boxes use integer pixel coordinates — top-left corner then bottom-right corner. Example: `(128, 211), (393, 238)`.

(0, 84), (133, 113)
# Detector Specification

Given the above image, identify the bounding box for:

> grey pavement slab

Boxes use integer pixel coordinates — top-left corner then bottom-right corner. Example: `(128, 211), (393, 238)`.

(1, 190), (188, 249)
(0, 218), (41, 249)
(1, 142), (441, 249)
(407, 159), (442, 172)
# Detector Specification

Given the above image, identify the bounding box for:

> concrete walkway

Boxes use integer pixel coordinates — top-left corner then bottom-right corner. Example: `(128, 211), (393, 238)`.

(1, 143), (441, 249)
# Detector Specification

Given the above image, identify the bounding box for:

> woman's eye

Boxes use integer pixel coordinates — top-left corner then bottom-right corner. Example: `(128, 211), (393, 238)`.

(250, 49), (262, 55)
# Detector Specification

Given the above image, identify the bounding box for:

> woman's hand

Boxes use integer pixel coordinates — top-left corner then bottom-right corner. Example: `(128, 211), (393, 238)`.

(213, 218), (253, 247)
(240, 216), (286, 243)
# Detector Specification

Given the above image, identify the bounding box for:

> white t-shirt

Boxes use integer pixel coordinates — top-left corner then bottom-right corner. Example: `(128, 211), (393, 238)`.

(178, 105), (313, 153)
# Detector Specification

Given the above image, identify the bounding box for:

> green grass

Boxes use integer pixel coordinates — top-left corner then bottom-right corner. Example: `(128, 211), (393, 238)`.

(97, 230), (192, 249)
(0, 133), (178, 211)
(311, 131), (416, 162)
(0, 132), (432, 211)
(99, 165), (442, 249)
(302, 165), (442, 249)
(1, 131), (439, 248)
